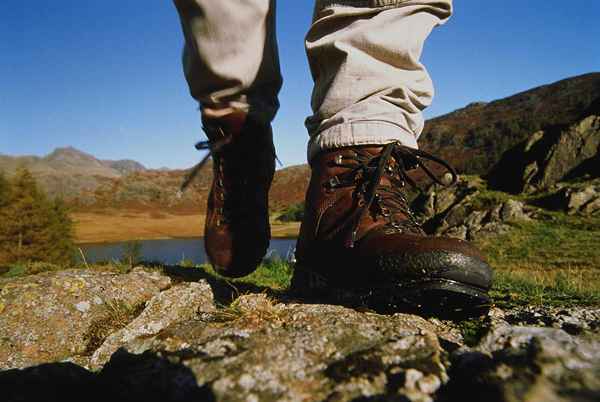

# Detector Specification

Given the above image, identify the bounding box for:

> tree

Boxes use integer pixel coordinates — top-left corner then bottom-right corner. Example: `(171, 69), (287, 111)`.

(0, 171), (10, 208)
(0, 171), (12, 264)
(46, 197), (76, 265)
(0, 168), (75, 265)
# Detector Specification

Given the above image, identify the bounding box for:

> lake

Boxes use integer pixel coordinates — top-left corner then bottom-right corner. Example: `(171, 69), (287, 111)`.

(79, 238), (298, 265)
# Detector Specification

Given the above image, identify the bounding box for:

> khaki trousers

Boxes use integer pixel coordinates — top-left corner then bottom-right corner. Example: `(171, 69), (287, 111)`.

(173, 0), (452, 162)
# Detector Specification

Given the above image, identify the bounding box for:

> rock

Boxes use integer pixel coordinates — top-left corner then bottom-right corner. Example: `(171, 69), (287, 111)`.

(413, 176), (481, 219)
(414, 174), (536, 240)
(568, 186), (598, 210)
(464, 210), (487, 229)
(441, 306), (600, 402)
(113, 303), (451, 402)
(444, 225), (468, 240)
(534, 180), (600, 215)
(1, 270), (600, 401)
(469, 222), (511, 240)
(500, 199), (532, 222)
(0, 268), (171, 369)
(450, 325), (600, 401)
(429, 198), (527, 241)
(488, 115), (600, 193)
(90, 281), (215, 367)
(583, 197), (600, 215)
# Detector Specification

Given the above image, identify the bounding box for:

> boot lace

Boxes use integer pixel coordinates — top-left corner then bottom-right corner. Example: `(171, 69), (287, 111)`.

(179, 126), (232, 193)
(324, 142), (458, 248)
(178, 126), (243, 225)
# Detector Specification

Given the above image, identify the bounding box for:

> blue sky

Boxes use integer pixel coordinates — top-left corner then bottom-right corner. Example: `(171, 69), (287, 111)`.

(1, 1), (599, 169)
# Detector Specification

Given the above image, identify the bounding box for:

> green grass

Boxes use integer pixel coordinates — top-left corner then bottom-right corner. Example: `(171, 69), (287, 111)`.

(476, 212), (600, 307)
(197, 257), (293, 291)
(3, 210), (598, 309)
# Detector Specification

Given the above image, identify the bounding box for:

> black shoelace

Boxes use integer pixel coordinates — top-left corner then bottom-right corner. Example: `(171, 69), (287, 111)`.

(179, 126), (232, 194)
(325, 142), (458, 248)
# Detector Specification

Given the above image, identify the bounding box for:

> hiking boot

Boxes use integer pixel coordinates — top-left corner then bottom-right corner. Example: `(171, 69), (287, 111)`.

(292, 142), (493, 316)
(182, 115), (275, 277)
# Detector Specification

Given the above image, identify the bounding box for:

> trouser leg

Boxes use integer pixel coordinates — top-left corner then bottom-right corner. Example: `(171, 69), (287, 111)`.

(305, 0), (453, 163)
(173, 0), (282, 124)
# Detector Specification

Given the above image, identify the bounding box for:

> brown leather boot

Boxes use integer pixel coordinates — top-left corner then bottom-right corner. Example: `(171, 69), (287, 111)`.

(292, 142), (493, 316)
(183, 115), (275, 277)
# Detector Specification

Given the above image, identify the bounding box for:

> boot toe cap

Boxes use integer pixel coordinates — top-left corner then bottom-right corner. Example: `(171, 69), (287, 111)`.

(361, 233), (493, 290)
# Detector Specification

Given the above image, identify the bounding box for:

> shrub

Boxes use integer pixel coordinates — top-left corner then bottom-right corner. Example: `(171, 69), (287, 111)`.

(121, 240), (143, 268)
(278, 202), (305, 222)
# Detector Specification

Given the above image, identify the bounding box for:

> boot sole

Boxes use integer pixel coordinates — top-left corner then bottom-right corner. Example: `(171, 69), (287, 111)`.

(290, 264), (491, 319)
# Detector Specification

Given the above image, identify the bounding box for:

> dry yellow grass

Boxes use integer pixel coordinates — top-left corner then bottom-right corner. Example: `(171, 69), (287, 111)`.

(71, 210), (300, 244)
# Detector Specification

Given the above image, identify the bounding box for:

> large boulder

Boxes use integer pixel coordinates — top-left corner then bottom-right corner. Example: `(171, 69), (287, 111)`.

(488, 115), (600, 193)
(1, 268), (600, 402)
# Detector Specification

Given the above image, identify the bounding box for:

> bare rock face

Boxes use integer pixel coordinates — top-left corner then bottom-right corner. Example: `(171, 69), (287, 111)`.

(0, 268), (171, 369)
(488, 115), (600, 194)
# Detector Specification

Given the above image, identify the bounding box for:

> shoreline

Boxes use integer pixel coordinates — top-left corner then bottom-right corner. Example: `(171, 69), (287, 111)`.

(71, 211), (300, 244)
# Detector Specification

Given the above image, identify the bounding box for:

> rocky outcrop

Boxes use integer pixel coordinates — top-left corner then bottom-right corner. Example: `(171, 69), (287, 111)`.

(1, 270), (599, 401)
(412, 177), (534, 241)
(534, 179), (600, 216)
(487, 115), (600, 194)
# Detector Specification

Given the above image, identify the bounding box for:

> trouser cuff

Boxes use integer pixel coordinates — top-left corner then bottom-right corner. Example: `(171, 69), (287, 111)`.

(199, 94), (280, 126)
(307, 121), (418, 164)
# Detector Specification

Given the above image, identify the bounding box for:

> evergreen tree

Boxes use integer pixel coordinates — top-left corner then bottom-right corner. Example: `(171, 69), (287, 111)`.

(0, 171), (12, 264)
(0, 168), (75, 265)
(46, 197), (76, 265)
(0, 171), (10, 208)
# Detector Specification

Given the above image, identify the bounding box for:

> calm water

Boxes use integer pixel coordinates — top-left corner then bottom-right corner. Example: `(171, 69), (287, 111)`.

(79, 238), (297, 265)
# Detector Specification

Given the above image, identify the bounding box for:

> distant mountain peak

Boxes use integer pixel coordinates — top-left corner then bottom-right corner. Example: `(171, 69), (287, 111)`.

(101, 159), (147, 175)
(46, 146), (98, 162)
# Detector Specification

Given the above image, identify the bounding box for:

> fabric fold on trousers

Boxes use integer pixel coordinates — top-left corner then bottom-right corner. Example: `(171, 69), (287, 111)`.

(306, 0), (452, 163)
(173, 0), (282, 125)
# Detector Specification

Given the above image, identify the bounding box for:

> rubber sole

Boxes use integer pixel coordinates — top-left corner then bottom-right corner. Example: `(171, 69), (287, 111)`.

(290, 265), (491, 319)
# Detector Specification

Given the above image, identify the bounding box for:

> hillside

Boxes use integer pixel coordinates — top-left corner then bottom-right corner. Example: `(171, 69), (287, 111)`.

(420, 72), (600, 173)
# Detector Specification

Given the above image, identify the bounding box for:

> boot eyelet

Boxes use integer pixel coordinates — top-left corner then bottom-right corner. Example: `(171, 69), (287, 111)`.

(326, 176), (341, 190)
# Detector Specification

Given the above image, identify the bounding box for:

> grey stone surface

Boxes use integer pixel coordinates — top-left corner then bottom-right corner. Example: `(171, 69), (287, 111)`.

(89, 281), (215, 368)
(1, 271), (599, 401)
(0, 268), (171, 370)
